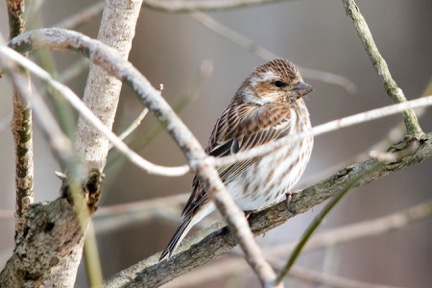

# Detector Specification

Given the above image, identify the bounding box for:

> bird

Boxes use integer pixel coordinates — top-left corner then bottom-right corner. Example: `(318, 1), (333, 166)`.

(159, 58), (314, 260)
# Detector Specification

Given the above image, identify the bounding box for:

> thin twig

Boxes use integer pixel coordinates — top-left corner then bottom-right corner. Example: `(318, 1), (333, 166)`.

(0, 45), (190, 177)
(302, 79), (432, 187)
(5, 0), (35, 243)
(191, 12), (356, 93)
(111, 83), (158, 146)
(216, 94), (432, 169)
(55, 2), (105, 29)
(109, 107), (149, 149)
(143, 0), (293, 12)
(58, 57), (90, 83)
(54, 2), (357, 93)
(84, 221), (103, 287)
(341, 0), (422, 137)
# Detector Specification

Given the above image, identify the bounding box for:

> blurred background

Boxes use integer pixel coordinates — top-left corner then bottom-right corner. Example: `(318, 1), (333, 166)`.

(1, 0), (432, 287)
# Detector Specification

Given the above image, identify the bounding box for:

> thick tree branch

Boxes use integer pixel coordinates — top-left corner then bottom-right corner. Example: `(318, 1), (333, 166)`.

(0, 169), (103, 288)
(161, 201), (432, 287)
(74, 0), (144, 170)
(105, 133), (432, 287)
(0, 36), (102, 286)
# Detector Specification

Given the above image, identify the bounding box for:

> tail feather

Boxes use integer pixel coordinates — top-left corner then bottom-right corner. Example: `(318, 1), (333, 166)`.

(159, 215), (193, 261)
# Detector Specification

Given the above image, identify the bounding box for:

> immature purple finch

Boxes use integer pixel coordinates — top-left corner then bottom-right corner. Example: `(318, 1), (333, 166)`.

(160, 59), (313, 260)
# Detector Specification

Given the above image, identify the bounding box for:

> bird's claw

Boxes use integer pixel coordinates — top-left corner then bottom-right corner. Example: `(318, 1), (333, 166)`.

(285, 190), (300, 213)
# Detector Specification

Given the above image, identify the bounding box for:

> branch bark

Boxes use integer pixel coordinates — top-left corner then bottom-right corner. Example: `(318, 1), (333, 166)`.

(74, 0), (144, 170)
(7, 0), (35, 244)
(0, 170), (104, 288)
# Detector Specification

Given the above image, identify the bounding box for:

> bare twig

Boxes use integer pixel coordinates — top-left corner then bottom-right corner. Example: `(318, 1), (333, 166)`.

(6, 0), (35, 243)
(143, 0), (293, 12)
(58, 57), (90, 83)
(110, 107), (149, 148)
(83, 221), (103, 287)
(341, 0), (422, 137)
(0, 45), (189, 177)
(191, 12), (356, 93)
(216, 94), (432, 169)
(54, 2), (357, 93)
(55, 2), (105, 29)
(302, 79), (432, 187)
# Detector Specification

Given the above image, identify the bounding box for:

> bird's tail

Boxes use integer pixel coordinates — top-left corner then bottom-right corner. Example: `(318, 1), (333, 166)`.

(159, 214), (193, 261)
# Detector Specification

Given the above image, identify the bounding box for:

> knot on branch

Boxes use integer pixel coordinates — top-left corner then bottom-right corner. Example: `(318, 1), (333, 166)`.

(60, 168), (104, 214)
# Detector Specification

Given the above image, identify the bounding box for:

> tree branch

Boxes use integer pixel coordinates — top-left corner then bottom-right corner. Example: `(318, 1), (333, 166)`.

(161, 200), (432, 287)
(0, 169), (103, 288)
(341, 0), (423, 137)
(190, 11), (357, 93)
(142, 0), (293, 12)
(0, 34), (102, 286)
(6, 0), (35, 244)
(105, 133), (432, 287)
(74, 0), (144, 170)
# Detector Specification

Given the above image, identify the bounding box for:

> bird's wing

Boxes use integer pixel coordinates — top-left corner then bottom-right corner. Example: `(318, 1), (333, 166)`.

(182, 102), (292, 217)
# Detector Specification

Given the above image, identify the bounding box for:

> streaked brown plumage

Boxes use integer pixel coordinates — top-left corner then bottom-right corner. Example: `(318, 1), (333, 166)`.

(160, 59), (314, 260)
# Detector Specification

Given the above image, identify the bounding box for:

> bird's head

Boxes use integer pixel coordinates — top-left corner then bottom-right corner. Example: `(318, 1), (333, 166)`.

(238, 59), (313, 105)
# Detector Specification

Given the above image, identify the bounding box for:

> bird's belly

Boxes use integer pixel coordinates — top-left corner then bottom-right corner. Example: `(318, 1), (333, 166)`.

(226, 139), (312, 211)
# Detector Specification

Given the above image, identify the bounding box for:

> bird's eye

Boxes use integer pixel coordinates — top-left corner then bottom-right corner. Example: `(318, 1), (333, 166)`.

(274, 81), (285, 87)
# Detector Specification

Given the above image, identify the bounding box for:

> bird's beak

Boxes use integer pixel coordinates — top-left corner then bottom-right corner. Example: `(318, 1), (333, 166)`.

(290, 81), (313, 99)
